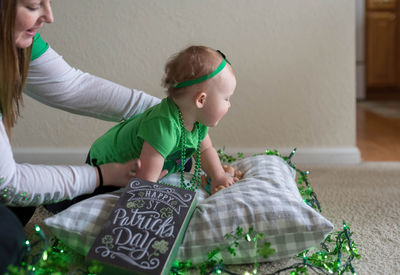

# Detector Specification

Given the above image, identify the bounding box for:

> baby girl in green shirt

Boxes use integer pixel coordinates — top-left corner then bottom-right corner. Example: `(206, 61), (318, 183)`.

(89, 46), (238, 194)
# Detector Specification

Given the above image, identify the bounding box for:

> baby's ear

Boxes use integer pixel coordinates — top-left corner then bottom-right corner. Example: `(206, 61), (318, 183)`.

(194, 91), (207, 109)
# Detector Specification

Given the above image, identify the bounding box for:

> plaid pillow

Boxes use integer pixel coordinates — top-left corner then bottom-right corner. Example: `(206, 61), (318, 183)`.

(44, 155), (333, 264)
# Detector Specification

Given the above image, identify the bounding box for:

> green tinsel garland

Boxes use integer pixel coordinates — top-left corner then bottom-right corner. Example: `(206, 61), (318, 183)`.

(171, 221), (360, 275)
(264, 148), (321, 212)
(6, 226), (104, 275)
(217, 147), (321, 211)
(7, 148), (360, 274)
(170, 226), (275, 275)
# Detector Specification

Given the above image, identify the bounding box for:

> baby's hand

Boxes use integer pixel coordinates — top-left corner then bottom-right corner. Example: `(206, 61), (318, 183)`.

(210, 173), (238, 194)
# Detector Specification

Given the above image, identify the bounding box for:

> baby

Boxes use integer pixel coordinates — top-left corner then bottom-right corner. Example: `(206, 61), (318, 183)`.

(89, 46), (238, 193)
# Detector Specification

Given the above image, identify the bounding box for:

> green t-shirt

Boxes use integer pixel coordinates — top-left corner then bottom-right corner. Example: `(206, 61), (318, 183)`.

(31, 33), (49, 61)
(89, 97), (209, 175)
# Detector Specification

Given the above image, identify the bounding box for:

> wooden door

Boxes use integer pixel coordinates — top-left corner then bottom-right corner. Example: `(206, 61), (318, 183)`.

(366, 0), (399, 91)
(366, 12), (397, 86)
(367, 0), (396, 10)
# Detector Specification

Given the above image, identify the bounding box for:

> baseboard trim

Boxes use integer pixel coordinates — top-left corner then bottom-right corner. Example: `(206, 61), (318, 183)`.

(13, 147), (90, 165)
(220, 146), (361, 165)
(13, 146), (361, 165)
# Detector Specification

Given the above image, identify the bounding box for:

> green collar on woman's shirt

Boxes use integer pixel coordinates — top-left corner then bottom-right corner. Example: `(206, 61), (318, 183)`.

(31, 32), (49, 61)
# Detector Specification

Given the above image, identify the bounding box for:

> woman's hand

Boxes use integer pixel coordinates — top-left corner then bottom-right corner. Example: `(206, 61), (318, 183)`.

(98, 159), (140, 188)
(97, 159), (168, 188)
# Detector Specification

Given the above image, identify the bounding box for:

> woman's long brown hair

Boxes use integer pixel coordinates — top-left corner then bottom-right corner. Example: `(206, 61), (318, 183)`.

(0, 0), (32, 137)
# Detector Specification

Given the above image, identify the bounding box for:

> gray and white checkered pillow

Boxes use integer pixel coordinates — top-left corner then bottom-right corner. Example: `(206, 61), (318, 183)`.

(44, 155), (333, 264)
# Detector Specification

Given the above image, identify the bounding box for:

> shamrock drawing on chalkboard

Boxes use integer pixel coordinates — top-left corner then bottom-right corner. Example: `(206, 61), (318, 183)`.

(160, 207), (173, 218)
(171, 200), (178, 206)
(152, 240), (169, 253)
(148, 240), (169, 260)
(126, 199), (145, 209)
(138, 191), (145, 197)
(101, 235), (114, 249)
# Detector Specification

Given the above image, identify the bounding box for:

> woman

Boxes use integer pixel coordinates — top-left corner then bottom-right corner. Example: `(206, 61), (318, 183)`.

(0, 0), (162, 270)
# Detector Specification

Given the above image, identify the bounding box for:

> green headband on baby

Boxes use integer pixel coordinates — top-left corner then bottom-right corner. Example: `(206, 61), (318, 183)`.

(174, 50), (231, 89)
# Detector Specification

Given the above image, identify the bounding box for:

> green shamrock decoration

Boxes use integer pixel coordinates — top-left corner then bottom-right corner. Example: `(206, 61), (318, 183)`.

(160, 207), (173, 218)
(152, 240), (169, 254)
(127, 199), (145, 209)
(148, 240), (170, 260)
(101, 235), (114, 249)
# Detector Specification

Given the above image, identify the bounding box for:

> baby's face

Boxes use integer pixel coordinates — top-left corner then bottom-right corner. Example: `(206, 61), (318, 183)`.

(199, 66), (236, 127)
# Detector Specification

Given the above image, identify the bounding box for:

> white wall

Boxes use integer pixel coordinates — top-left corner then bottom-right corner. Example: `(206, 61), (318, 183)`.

(13, 0), (359, 164)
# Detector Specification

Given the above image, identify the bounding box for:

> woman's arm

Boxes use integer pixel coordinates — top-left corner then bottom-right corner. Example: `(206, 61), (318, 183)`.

(0, 119), (97, 206)
(25, 47), (161, 122)
(0, 118), (143, 206)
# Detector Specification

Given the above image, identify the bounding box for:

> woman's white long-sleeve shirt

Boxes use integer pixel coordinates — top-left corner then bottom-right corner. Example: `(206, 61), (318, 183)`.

(0, 47), (161, 206)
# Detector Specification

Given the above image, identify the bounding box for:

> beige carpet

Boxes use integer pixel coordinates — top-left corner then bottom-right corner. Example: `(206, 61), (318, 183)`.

(26, 162), (400, 274)
(296, 162), (400, 274)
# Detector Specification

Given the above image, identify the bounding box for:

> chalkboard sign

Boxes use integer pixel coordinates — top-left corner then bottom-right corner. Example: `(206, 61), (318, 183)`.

(87, 178), (197, 275)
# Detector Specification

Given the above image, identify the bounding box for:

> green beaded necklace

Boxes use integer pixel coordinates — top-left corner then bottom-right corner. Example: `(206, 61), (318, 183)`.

(178, 110), (202, 191)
